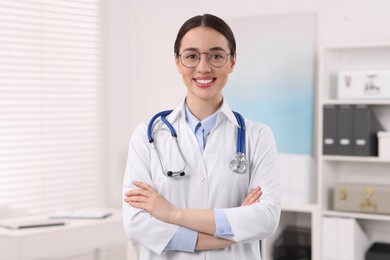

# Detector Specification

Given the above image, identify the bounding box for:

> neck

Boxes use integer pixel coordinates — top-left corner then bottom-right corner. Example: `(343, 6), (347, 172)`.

(186, 96), (223, 121)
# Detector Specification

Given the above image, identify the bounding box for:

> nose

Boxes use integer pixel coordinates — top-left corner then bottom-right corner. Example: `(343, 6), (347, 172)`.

(197, 53), (212, 73)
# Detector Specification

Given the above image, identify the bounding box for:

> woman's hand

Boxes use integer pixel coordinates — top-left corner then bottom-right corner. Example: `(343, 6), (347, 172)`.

(124, 181), (178, 224)
(241, 186), (262, 206)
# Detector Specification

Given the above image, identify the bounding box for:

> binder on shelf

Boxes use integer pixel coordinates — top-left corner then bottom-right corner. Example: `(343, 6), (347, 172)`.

(322, 217), (338, 259)
(353, 105), (384, 156)
(323, 105), (338, 155)
(337, 105), (354, 155)
(322, 217), (370, 260)
(338, 217), (370, 260)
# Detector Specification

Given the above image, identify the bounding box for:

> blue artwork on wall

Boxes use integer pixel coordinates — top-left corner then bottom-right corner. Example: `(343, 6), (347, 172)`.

(225, 13), (316, 155)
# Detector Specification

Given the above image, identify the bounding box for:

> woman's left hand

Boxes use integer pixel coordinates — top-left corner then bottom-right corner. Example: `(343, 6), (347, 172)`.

(124, 181), (178, 223)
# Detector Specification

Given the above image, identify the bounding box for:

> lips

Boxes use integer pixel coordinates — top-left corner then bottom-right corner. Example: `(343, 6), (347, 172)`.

(194, 78), (216, 88)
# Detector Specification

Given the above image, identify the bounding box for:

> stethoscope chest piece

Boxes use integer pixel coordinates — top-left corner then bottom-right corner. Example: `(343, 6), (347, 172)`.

(230, 152), (246, 174)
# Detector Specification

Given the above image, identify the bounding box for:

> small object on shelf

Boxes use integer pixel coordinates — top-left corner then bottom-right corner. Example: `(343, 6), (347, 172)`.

(49, 209), (112, 219)
(366, 242), (390, 260)
(0, 219), (65, 230)
(377, 131), (390, 159)
(273, 226), (311, 260)
(337, 70), (390, 99)
(334, 184), (390, 214)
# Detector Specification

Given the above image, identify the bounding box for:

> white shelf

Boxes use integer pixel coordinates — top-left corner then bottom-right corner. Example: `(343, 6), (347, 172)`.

(323, 155), (390, 163)
(323, 99), (390, 105)
(323, 42), (390, 50)
(323, 210), (390, 222)
(282, 203), (317, 213)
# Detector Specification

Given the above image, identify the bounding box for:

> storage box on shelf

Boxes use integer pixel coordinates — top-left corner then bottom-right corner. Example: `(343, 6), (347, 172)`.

(262, 209), (315, 260)
(319, 44), (390, 259)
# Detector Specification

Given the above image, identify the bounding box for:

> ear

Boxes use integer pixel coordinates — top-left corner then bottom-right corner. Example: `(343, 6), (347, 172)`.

(174, 54), (182, 74)
(229, 54), (236, 73)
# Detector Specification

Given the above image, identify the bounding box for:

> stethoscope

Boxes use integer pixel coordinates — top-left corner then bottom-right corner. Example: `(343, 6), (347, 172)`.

(147, 110), (246, 177)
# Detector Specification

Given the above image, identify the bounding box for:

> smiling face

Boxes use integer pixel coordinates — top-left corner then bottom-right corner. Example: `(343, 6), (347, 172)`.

(175, 26), (236, 107)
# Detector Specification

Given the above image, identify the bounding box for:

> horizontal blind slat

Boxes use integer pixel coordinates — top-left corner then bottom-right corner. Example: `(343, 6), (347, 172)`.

(7, 0), (99, 10)
(0, 32), (99, 48)
(0, 163), (101, 177)
(0, 12), (99, 26)
(0, 2), (99, 17)
(0, 27), (99, 42)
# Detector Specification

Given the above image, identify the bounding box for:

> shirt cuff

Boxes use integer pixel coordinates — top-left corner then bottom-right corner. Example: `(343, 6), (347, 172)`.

(164, 226), (198, 253)
(214, 208), (235, 239)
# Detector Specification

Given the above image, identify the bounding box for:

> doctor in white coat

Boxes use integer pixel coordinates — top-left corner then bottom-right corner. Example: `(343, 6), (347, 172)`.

(123, 14), (281, 260)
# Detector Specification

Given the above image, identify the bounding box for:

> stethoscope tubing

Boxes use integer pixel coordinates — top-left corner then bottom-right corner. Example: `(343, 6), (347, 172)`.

(147, 110), (174, 143)
(233, 111), (246, 154)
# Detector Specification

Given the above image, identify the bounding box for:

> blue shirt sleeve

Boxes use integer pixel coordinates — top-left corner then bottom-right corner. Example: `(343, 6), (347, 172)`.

(214, 208), (235, 238)
(164, 226), (198, 252)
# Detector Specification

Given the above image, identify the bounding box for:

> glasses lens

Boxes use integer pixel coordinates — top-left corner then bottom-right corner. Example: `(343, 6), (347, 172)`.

(180, 50), (200, 68)
(208, 50), (228, 67)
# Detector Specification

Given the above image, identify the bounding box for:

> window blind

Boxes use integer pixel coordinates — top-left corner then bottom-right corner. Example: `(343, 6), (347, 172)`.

(0, 0), (105, 214)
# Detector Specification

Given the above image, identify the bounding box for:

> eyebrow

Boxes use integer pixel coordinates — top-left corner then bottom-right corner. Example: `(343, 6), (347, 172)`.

(182, 47), (228, 52)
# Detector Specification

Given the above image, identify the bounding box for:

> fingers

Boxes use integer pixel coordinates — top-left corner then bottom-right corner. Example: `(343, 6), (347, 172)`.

(124, 181), (158, 208)
(241, 186), (259, 204)
(127, 201), (147, 211)
(241, 186), (262, 206)
(133, 181), (154, 192)
(124, 195), (149, 204)
(125, 188), (150, 197)
(124, 181), (155, 197)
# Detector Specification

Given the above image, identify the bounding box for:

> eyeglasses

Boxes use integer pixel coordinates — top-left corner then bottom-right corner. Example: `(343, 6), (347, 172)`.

(178, 49), (231, 68)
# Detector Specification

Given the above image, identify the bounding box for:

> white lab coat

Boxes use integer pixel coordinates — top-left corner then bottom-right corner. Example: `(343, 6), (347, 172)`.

(122, 99), (281, 260)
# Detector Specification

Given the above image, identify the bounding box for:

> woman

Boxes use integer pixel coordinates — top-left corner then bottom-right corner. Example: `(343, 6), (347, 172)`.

(123, 14), (280, 260)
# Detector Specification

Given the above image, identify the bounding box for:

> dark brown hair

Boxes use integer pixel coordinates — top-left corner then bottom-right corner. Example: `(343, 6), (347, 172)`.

(174, 14), (236, 57)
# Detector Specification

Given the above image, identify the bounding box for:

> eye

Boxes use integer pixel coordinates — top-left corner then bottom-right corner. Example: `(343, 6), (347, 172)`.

(183, 51), (199, 61)
(209, 52), (225, 61)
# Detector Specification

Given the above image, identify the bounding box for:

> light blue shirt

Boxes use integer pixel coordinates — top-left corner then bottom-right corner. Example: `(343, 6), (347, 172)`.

(185, 105), (218, 154)
(164, 105), (234, 252)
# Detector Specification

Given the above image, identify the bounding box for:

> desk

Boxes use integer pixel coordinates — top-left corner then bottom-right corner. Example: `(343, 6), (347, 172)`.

(0, 209), (127, 260)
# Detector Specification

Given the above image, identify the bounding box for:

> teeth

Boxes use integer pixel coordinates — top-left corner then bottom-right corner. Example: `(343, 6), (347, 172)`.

(196, 79), (213, 84)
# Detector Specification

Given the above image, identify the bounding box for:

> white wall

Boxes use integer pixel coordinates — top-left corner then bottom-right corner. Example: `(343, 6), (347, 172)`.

(105, 0), (390, 208)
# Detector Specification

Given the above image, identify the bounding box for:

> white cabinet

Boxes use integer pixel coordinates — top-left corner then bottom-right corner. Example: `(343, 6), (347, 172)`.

(318, 44), (390, 259)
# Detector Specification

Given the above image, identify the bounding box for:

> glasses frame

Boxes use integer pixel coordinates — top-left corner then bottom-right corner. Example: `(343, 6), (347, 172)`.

(178, 49), (232, 68)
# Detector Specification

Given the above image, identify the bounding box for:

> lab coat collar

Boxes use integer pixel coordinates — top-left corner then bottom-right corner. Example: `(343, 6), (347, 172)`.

(218, 98), (240, 127)
(166, 97), (240, 127)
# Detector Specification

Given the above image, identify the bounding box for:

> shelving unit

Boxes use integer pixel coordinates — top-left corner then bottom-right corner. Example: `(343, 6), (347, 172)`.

(262, 42), (390, 260)
(317, 44), (390, 259)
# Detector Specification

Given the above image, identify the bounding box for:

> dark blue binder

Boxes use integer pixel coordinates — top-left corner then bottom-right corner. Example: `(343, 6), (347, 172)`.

(323, 105), (338, 155)
(353, 105), (383, 156)
(337, 105), (354, 155)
